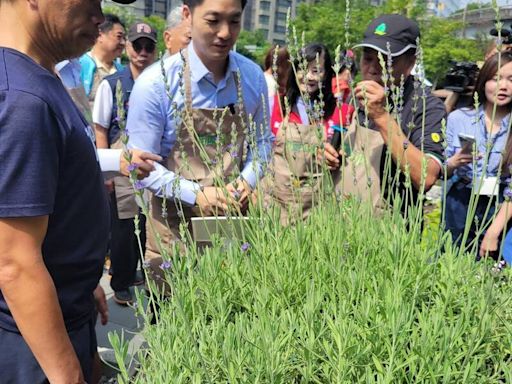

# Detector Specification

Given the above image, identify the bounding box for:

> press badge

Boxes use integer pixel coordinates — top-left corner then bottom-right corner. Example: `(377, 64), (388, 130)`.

(473, 177), (499, 196)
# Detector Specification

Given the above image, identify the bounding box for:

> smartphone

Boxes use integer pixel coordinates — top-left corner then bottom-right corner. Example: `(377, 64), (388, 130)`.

(458, 133), (476, 155)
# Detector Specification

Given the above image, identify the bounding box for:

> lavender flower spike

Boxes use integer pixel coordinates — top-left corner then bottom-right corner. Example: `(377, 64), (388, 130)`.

(504, 187), (512, 200)
(127, 163), (138, 172)
(160, 260), (172, 270)
(134, 180), (145, 190)
(241, 242), (251, 252)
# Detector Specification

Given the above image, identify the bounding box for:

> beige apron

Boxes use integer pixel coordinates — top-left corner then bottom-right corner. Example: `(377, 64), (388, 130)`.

(110, 138), (139, 220)
(145, 52), (246, 260)
(332, 118), (385, 210)
(267, 119), (325, 225)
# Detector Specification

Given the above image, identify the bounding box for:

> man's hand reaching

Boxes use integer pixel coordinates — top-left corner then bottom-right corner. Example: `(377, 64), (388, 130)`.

(226, 179), (252, 212)
(195, 186), (241, 216)
(120, 150), (162, 179)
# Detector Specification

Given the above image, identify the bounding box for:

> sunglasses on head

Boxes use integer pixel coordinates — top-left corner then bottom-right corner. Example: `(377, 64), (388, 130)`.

(132, 40), (156, 53)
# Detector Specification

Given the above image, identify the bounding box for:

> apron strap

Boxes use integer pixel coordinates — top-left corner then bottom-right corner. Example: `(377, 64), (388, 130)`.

(180, 49), (248, 135)
(181, 49), (194, 113)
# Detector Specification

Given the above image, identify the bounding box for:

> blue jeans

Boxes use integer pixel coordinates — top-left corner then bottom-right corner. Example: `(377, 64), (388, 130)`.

(444, 181), (499, 254)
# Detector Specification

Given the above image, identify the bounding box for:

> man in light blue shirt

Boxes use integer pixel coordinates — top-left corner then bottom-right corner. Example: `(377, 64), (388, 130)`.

(126, 0), (272, 260)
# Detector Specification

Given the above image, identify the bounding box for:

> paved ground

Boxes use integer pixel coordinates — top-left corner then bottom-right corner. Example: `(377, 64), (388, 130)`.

(96, 272), (146, 379)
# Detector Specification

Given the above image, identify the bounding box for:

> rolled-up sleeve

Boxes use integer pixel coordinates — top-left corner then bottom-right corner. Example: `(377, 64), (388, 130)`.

(445, 112), (458, 160)
(126, 67), (200, 206)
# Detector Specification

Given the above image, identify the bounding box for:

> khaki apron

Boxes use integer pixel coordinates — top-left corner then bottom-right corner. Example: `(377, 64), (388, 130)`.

(110, 138), (139, 220)
(267, 119), (325, 225)
(332, 118), (385, 210)
(145, 51), (246, 261)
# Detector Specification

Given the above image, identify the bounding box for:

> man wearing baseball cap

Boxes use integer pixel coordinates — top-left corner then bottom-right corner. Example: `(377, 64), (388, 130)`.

(325, 14), (446, 211)
(93, 22), (158, 306)
(0, 0), (151, 383)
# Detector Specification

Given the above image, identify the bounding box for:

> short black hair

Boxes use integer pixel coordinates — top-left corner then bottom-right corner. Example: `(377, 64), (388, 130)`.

(99, 14), (125, 34)
(183, 0), (247, 10)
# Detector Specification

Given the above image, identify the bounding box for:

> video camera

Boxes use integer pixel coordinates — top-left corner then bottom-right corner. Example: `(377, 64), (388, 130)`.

(490, 25), (512, 45)
(443, 61), (479, 93)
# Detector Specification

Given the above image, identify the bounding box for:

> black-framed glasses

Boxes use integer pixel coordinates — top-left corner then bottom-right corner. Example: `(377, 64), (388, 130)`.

(132, 40), (156, 53)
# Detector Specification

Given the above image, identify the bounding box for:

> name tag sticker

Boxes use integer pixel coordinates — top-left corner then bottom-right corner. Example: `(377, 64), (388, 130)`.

(474, 176), (498, 196)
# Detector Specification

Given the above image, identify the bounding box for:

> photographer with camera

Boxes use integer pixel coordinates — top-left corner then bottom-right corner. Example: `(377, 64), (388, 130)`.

(444, 52), (512, 253)
(435, 61), (479, 113)
(435, 26), (512, 114)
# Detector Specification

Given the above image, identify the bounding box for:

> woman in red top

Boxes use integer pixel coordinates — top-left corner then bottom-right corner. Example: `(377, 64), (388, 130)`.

(267, 43), (353, 225)
(270, 44), (353, 139)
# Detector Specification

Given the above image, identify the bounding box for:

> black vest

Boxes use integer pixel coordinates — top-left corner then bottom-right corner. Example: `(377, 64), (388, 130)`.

(105, 67), (134, 146)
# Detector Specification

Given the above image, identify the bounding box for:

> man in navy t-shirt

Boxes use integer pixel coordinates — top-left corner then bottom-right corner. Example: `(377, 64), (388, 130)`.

(0, 0), (137, 383)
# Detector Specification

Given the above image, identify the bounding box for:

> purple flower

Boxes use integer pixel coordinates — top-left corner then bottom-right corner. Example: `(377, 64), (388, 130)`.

(403, 140), (409, 150)
(127, 163), (138, 172)
(211, 158), (218, 165)
(160, 260), (172, 270)
(134, 180), (145, 190)
(241, 242), (251, 252)
(504, 187), (512, 200)
(231, 151), (239, 159)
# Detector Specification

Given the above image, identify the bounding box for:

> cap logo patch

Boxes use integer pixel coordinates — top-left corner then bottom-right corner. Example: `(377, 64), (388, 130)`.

(374, 23), (387, 36)
(136, 23), (152, 34)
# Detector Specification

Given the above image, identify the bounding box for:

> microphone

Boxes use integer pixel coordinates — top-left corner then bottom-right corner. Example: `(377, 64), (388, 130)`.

(330, 104), (355, 151)
(330, 126), (344, 151)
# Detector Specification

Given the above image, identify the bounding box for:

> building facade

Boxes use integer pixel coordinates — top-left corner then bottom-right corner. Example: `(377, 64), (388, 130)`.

(242, 0), (313, 45)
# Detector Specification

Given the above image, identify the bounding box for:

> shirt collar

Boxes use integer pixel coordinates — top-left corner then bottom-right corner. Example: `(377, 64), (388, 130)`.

(187, 42), (239, 84)
(475, 105), (511, 133)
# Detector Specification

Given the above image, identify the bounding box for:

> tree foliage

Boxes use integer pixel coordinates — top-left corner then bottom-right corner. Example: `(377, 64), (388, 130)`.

(291, 0), (486, 84)
(236, 30), (271, 66)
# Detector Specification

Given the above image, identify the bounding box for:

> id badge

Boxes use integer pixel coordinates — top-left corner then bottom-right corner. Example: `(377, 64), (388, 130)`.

(474, 176), (499, 196)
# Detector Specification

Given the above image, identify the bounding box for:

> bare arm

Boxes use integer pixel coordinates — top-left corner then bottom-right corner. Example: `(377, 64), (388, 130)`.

(356, 81), (441, 192)
(480, 201), (512, 258)
(94, 123), (109, 149)
(373, 113), (441, 191)
(0, 216), (84, 383)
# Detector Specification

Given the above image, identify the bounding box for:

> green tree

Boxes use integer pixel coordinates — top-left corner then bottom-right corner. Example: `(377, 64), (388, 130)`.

(292, 0), (485, 82)
(102, 5), (136, 28)
(235, 29), (271, 66)
(420, 17), (482, 85)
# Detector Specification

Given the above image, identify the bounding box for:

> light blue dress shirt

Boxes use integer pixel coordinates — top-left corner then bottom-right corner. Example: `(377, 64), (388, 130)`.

(126, 42), (272, 206)
(445, 106), (511, 186)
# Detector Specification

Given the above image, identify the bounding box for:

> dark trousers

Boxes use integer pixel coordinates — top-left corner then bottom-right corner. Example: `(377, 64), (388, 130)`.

(109, 192), (146, 292)
(0, 317), (97, 383)
(444, 181), (499, 253)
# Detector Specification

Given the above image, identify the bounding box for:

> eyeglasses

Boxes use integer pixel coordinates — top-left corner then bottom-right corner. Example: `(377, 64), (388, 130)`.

(132, 40), (156, 53)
